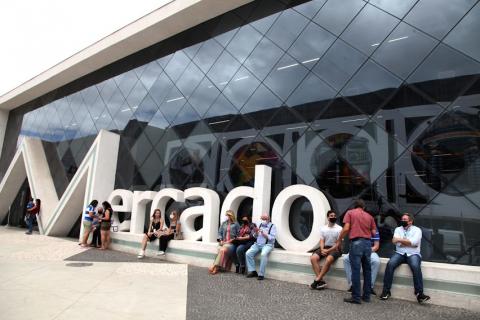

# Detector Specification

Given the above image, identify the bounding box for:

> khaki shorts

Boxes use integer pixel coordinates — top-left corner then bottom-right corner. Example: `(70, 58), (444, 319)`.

(83, 220), (92, 232)
(100, 221), (111, 231)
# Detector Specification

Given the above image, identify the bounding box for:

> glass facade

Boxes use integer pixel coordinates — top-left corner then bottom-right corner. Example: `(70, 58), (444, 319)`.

(5, 0), (480, 265)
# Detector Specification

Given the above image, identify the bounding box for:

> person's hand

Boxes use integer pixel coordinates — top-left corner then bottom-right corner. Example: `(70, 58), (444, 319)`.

(335, 240), (342, 251)
(392, 237), (399, 244)
(220, 240), (224, 246)
(321, 249), (328, 256)
(147, 232), (153, 237)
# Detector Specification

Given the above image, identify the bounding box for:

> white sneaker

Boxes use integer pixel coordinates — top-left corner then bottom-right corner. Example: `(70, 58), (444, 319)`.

(157, 251), (165, 256)
(137, 250), (145, 259)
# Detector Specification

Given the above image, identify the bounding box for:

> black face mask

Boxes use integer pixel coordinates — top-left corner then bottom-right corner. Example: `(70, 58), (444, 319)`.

(242, 220), (249, 225)
(400, 221), (409, 228)
(328, 218), (337, 223)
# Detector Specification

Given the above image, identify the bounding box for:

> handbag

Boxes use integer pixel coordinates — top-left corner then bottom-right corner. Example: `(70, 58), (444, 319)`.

(174, 231), (184, 240)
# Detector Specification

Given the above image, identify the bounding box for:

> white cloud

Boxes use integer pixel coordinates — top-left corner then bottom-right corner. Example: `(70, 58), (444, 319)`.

(0, 0), (169, 96)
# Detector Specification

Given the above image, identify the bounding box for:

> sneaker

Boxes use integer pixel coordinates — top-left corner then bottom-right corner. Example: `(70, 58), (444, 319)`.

(257, 276), (264, 280)
(246, 271), (258, 278)
(157, 251), (165, 256)
(416, 293), (430, 304)
(316, 280), (327, 290)
(347, 286), (352, 293)
(310, 280), (319, 290)
(380, 290), (391, 300)
(370, 288), (377, 296)
(137, 250), (145, 259)
(25, 231), (32, 235)
(344, 297), (361, 304)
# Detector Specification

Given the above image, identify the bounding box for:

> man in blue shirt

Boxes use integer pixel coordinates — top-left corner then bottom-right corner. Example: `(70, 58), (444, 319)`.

(245, 214), (276, 280)
(80, 200), (98, 247)
(343, 230), (381, 295)
(380, 213), (430, 304)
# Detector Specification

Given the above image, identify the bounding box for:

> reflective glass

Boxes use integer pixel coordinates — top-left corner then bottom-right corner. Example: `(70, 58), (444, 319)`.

(405, 0), (476, 39)
(372, 22), (438, 80)
(313, 0), (366, 36)
(266, 8), (309, 51)
(368, 0), (417, 18)
(444, 3), (480, 62)
(244, 37), (284, 81)
(340, 4), (399, 56)
(264, 54), (309, 101)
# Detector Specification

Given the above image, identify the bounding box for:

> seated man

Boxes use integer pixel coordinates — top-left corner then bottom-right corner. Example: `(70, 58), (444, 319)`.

(343, 229), (380, 295)
(380, 213), (430, 304)
(245, 214), (276, 280)
(310, 210), (342, 289)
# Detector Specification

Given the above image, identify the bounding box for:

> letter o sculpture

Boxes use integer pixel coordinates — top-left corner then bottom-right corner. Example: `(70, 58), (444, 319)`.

(272, 185), (331, 252)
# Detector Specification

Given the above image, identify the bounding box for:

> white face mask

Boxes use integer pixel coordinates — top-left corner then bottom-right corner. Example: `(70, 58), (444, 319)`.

(170, 214), (174, 220)
(261, 218), (268, 224)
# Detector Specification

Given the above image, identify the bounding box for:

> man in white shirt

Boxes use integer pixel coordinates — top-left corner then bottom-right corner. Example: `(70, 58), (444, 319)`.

(310, 210), (343, 290)
(380, 213), (430, 304)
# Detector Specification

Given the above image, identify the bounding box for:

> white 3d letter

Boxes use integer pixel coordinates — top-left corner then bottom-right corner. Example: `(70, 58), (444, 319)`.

(130, 191), (157, 234)
(180, 188), (220, 242)
(272, 185), (330, 252)
(220, 165), (271, 225)
(150, 188), (185, 224)
(108, 189), (133, 231)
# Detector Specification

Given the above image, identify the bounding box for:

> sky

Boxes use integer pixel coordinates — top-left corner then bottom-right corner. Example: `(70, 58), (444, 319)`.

(0, 0), (170, 97)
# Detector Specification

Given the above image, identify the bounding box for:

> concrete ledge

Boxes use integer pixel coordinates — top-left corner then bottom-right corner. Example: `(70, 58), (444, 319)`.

(110, 232), (480, 312)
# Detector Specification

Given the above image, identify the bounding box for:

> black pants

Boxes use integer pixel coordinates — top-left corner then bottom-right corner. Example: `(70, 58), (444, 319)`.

(92, 227), (102, 247)
(159, 233), (174, 251)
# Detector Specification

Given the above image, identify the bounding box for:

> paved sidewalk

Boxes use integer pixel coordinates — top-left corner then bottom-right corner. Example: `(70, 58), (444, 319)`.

(0, 227), (187, 320)
(1, 227), (479, 320)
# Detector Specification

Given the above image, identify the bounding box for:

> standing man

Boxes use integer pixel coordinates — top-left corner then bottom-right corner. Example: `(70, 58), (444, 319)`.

(245, 213), (277, 280)
(343, 229), (381, 295)
(336, 199), (376, 304)
(310, 210), (343, 290)
(380, 213), (430, 304)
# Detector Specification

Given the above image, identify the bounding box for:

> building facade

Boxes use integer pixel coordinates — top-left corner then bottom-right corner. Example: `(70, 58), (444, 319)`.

(1, 0), (480, 270)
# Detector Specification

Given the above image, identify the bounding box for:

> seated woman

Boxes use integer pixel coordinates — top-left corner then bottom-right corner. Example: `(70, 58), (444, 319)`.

(137, 209), (164, 258)
(208, 210), (240, 274)
(233, 215), (256, 274)
(158, 210), (181, 255)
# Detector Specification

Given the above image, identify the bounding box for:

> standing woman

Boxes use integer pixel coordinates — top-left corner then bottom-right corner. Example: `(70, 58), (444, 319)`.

(158, 210), (181, 255)
(81, 200), (98, 247)
(25, 199), (41, 235)
(208, 210), (240, 274)
(99, 201), (113, 250)
(137, 209), (164, 258)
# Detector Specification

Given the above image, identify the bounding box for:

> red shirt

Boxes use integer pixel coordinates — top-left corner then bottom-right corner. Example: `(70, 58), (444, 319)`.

(343, 208), (376, 239)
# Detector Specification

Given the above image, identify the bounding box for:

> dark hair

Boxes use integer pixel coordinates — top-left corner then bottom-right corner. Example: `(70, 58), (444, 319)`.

(102, 201), (112, 211)
(35, 199), (41, 206)
(403, 213), (414, 222)
(90, 200), (98, 207)
(326, 210), (335, 216)
(241, 215), (250, 222)
(152, 209), (161, 218)
(354, 199), (365, 209)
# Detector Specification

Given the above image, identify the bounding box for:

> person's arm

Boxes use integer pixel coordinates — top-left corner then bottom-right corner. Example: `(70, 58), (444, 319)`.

(104, 209), (111, 222)
(372, 240), (380, 252)
(176, 222), (181, 235)
(391, 227), (402, 244)
(147, 219), (153, 235)
(335, 223), (350, 251)
(266, 224), (276, 243)
(397, 228), (421, 247)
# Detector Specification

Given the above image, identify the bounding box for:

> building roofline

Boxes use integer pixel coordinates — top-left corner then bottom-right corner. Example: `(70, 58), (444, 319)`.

(0, 0), (252, 111)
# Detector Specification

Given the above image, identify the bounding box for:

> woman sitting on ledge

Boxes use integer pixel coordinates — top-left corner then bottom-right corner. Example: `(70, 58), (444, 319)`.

(158, 210), (181, 255)
(137, 209), (164, 258)
(209, 210), (240, 275)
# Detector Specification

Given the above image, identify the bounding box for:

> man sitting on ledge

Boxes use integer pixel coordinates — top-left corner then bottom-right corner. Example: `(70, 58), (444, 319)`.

(380, 213), (430, 304)
(245, 214), (276, 280)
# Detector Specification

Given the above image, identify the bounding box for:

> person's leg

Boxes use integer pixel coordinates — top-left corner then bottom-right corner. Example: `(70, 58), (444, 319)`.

(343, 254), (352, 288)
(361, 240), (372, 300)
(316, 255), (335, 281)
(26, 215), (33, 233)
(258, 244), (273, 277)
(160, 233), (174, 252)
(159, 235), (167, 252)
(100, 230), (107, 249)
(406, 254), (424, 295)
(349, 241), (363, 302)
(246, 243), (260, 274)
(141, 234), (149, 250)
(382, 253), (405, 293)
(370, 252), (381, 289)
(310, 253), (321, 278)
(82, 222), (91, 246)
(236, 244), (246, 267)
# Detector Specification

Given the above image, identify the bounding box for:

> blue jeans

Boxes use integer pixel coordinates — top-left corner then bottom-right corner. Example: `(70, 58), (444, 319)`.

(246, 243), (273, 276)
(344, 252), (380, 288)
(349, 239), (372, 302)
(234, 242), (253, 267)
(26, 215), (35, 233)
(383, 252), (424, 295)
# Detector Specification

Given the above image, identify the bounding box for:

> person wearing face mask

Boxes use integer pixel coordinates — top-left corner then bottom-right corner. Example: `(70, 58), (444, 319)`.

(380, 213), (430, 304)
(309, 210), (343, 290)
(209, 210), (240, 274)
(231, 215), (256, 274)
(245, 214), (277, 280)
(157, 210), (181, 255)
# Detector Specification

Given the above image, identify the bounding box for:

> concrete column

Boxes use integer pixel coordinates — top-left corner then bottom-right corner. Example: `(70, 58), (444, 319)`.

(0, 109), (8, 159)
